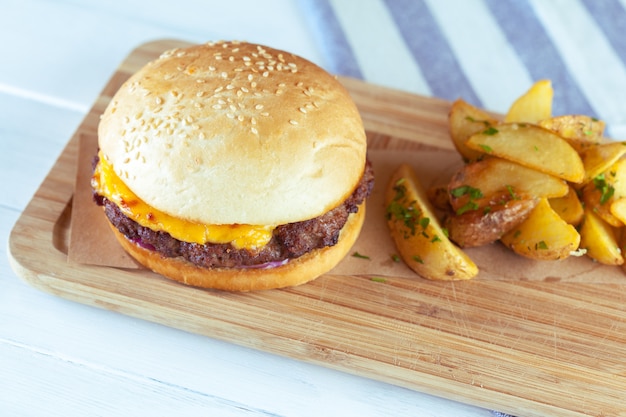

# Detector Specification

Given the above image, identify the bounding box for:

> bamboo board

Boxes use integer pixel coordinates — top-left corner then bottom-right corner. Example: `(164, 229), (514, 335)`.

(8, 40), (626, 417)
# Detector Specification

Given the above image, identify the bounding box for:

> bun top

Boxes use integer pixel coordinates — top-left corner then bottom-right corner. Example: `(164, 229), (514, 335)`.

(98, 41), (367, 226)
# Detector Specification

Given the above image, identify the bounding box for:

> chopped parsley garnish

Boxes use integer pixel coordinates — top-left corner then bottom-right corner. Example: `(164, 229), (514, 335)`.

(352, 251), (370, 260)
(536, 241), (549, 250)
(370, 277), (387, 283)
(450, 185), (483, 215)
(479, 144), (493, 153)
(386, 179), (431, 239)
(506, 184), (520, 200)
(412, 255), (424, 264)
(391, 254), (401, 263)
(593, 173), (615, 205)
(465, 116), (492, 127)
(482, 126), (499, 136)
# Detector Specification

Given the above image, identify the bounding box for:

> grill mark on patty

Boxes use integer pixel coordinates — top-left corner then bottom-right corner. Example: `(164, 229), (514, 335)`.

(96, 160), (374, 268)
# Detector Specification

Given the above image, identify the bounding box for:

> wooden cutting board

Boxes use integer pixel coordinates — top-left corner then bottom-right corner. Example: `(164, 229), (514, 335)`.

(9, 39), (626, 417)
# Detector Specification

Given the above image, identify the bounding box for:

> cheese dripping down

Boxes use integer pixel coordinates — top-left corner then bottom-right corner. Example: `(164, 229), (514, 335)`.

(91, 151), (274, 250)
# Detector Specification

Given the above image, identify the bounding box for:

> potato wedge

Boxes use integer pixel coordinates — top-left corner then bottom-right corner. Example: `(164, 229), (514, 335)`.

(500, 198), (580, 260)
(447, 157), (568, 215)
(448, 99), (499, 162)
(610, 197), (626, 226)
(505, 79), (553, 123)
(548, 186), (584, 226)
(582, 158), (626, 227)
(465, 123), (584, 183)
(579, 208), (624, 265)
(386, 164), (478, 281)
(445, 198), (538, 248)
(579, 141), (626, 185)
(538, 115), (605, 153)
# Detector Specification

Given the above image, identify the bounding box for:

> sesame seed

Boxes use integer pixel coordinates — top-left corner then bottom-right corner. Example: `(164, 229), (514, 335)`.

(255, 104), (264, 110)
(212, 104), (222, 109)
(289, 119), (298, 125)
(262, 71), (269, 77)
(299, 107), (307, 114)
(237, 115), (244, 122)
(251, 127), (258, 135)
(226, 113), (235, 119)
(196, 91), (205, 97)
(251, 82), (257, 88)
(226, 84), (235, 90)
(251, 117), (257, 125)
(229, 104), (237, 111)
(155, 97), (163, 105)
(214, 86), (224, 93)
(221, 72), (228, 78)
(208, 66), (216, 71)
(199, 132), (206, 139)
(241, 87), (249, 93)
(261, 112), (269, 117)
(243, 56), (251, 62)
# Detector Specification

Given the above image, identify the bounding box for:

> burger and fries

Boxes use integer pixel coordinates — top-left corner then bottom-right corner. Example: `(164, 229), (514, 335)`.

(91, 41), (624, 289)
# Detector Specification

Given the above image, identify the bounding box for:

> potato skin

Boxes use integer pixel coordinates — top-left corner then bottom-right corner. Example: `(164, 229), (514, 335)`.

(446, 198), (538, 248)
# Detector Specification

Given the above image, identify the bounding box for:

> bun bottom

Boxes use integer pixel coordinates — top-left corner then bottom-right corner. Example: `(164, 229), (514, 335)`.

(109, 204), (366, 291)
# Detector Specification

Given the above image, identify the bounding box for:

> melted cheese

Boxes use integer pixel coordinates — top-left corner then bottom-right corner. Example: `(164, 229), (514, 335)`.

(91, 152), (274, 250)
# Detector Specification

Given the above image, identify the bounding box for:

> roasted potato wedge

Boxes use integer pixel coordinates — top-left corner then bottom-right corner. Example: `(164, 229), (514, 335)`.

(538, 114), (605, 153)
(386, 164), (478, 281)
(505, 79), (553, 124)
(579, 208), (624, 265)
(465, 123), (584, 183)
(447, 157), (568, 215)
(582, 158), (626, 227)
(448, 99), (499, 162)
(500, 198), (580, 260)
(579, 141), (626, 185)
(611, 198), (626, 226)
(446, 198), (538, 248)
(548, 186), (584, 226)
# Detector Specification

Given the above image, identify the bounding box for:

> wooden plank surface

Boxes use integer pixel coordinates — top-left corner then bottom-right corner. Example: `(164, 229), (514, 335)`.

(8, 39), (626, 417)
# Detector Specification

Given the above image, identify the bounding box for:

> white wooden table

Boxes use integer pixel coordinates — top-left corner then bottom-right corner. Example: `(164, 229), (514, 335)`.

(3, 1), (625, 416)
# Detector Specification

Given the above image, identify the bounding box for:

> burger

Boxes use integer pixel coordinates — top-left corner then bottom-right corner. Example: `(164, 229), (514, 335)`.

(91, 41), (373, 291)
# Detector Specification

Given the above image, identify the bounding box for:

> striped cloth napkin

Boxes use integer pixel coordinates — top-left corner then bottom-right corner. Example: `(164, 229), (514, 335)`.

(299, 0), (626, 140)
(298, 0), (626, 416)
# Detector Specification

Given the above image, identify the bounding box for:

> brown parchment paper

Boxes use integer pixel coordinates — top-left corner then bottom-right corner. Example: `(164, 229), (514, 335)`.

(69, 133), (626, 283)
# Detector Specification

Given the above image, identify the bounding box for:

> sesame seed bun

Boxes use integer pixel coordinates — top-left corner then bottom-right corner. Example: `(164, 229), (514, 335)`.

(98, 41), (367, 225)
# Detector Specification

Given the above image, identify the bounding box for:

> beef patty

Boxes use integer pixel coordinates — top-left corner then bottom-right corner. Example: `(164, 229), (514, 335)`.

(95, 160), (374, 268)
